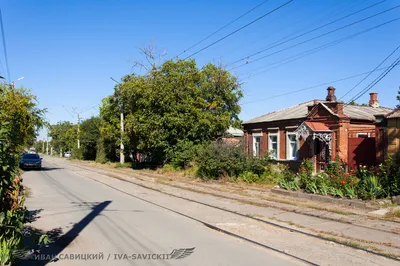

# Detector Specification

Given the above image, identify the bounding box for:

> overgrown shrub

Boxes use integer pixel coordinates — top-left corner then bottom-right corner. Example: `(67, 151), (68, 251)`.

(195, 142), (246, 179)
(298, 159), (313, 188)
(194, 141), (273, 180)
(278, 167), (300, 191)
(357, 172), (385, 200)
(72, 147), (83, 160)
(237, 171), (260, 183)
(165, 140), (200, 170)
(0, 128), (27, 265)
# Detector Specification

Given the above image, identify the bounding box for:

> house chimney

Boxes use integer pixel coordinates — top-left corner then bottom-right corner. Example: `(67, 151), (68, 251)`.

(326, 86), (337, 102)
(369, 92), (379, 108)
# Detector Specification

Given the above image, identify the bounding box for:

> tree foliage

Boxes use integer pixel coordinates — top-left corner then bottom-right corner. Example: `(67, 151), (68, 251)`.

(0, 84), (45, 265)
(49, 121), (75, 154)
(0, 85), (46, 152)
(100, 59), (243, 163)
(80, 116), (101, 160)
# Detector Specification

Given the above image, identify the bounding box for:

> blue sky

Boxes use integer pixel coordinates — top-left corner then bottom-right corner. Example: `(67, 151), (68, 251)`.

(1, 0), (399, 139)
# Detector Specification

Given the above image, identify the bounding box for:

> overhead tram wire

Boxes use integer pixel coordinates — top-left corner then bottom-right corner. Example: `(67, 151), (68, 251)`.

(339, 44), (400, 101)
(230, 3), (400, 71)
(242, 17), (400, 80)
(183, 0), (294, 60)
(348, 56), (400, 103)
(229, 0), (381, 66)
(0, 7), (10, 81)
(176, 0), (269, 58)
(239, 66), (392, 105)
(221, 0), (334, 58)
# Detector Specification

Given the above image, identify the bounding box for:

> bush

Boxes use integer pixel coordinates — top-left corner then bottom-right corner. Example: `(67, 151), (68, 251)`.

(95, 140), (107, 164)
(165, 140), (200, 170)
(195, 142), (245, 179)
(72, 147), (83, 160)
(278, 167), (300, 191)
(376, 158), (400, 197)
(298, 159), (313, 189)
(238, 171), (260, 183)
(357, 174), (385, 200)
(195, 142), (272, 180)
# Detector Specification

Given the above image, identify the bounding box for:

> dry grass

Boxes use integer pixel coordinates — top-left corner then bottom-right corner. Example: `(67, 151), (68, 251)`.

(385, 208), (400, 219)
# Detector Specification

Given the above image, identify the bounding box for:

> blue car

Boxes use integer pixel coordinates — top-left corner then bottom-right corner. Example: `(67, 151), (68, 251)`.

(20, 153), (42, 169)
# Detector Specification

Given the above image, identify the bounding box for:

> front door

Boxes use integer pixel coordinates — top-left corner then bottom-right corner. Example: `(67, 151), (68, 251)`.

(315, 140), (329, 172)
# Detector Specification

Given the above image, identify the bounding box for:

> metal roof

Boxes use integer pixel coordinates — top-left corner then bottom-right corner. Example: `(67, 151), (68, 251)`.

(305, 121), (331, 132)
(243, 101), (314, 124)
(226, 126), (244, 137)
(386, 109), (400, 119)
(243, 101), (393, 124)
(342, 105), (392, 121)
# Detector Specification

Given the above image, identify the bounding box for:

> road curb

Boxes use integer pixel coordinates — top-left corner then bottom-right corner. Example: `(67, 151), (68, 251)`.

(271, 188), (377, 210)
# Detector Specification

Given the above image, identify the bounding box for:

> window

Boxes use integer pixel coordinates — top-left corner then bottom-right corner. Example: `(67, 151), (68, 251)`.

(286, 133), (299, 160)
(253, 133), (262, 157)
(268, 132), (279, 159)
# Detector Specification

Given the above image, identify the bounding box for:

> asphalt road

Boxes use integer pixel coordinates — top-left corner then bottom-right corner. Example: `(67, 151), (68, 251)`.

(22, 157), (303, 266)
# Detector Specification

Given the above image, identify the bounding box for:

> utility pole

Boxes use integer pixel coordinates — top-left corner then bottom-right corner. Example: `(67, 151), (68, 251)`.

(110, 77), (125, 164)
(46, 138), (49, 155)
(72, 108), (82, 149)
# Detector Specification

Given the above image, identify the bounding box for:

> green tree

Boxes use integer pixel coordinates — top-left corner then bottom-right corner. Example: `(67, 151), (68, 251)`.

(49, 121), (74, 155)
(0, 85), (46, 153)
(100, 59), (243, 163)
(397, 86), (400, 108)
(98, 97), (119, 162)
(80, 116), (101, 160)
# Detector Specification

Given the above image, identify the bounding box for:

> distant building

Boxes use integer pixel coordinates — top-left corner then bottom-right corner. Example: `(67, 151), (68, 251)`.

(222, 126), (244, 146)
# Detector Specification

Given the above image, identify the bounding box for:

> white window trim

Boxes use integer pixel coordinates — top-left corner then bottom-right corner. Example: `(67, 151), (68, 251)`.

(356, 132), (370, 138)
(253, 132), (262, 157)
(268, 131), (279, 160)
(286, 132), (299, 160)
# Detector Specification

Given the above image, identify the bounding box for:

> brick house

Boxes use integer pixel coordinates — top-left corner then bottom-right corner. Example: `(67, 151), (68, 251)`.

(385, 108), (400, 158)
(242, 87), (393, 172)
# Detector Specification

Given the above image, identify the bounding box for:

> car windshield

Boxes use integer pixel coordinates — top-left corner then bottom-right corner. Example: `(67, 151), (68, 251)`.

(22, 154), (40, 159)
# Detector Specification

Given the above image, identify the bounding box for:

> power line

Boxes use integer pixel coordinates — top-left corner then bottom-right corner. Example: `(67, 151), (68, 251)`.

(229, 0), (385, 66)
(217, 0), (337, 59)
(339, 44), (400, 101)
(176, 0), (269, 58)
(0, 8), (10, 81)
(348, 56), (400, 103)
(62, 105), (75, 119)
(230, 3), (400, 70)
(239, 66), (392, 105)
(241, 17), (400, 80)
(183, 0), (294, 60)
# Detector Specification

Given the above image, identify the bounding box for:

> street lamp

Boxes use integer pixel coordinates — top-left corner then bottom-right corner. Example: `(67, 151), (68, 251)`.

(110, 77), (125, 164)
(11, 76), (24, 88)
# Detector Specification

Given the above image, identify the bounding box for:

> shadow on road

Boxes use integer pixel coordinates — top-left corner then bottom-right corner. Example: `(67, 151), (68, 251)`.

(25, 209), (43, 223)
(21, 201), (111, 265)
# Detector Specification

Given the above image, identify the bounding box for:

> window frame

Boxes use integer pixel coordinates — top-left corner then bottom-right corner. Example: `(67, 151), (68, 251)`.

(356, 132), (370, 138)
(286, 132), (299, 160)
(252, 132), (262, 157)
(268, 131), (279, 160)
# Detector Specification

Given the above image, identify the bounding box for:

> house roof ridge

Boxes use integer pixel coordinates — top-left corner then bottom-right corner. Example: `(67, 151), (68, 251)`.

(343, 103), (393, 110)
(385, 108), (400, 118)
